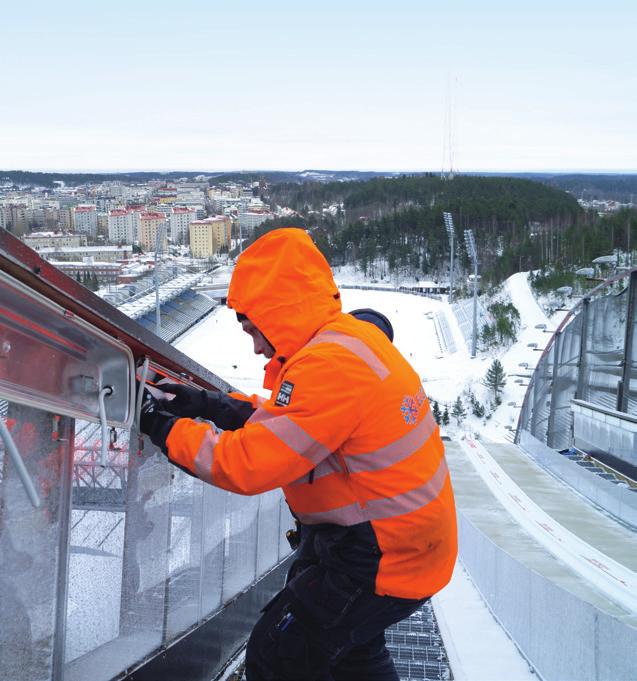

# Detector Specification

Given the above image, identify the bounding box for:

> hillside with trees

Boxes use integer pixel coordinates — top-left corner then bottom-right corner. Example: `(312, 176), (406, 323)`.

(256, 174), (613, 285)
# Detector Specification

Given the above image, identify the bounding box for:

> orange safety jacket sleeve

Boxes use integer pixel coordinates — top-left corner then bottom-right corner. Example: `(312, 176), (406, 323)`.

(165, 349), (367, 495)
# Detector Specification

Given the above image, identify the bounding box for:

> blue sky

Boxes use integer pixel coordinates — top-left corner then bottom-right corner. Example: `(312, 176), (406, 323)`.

(1, 1), (635, 172)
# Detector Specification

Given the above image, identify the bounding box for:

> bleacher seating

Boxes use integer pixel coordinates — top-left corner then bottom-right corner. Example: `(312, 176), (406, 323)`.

(136, 290), (217, 344)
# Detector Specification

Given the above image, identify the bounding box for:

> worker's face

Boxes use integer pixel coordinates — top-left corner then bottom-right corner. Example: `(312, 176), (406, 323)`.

(241, 319), (275, 358)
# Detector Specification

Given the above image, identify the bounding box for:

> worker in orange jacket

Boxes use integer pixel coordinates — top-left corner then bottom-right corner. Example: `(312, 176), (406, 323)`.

(140, 228), (457, 680)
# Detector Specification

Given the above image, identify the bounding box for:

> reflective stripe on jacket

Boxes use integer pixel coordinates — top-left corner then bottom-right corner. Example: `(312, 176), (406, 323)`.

(165, 228), (457, 599)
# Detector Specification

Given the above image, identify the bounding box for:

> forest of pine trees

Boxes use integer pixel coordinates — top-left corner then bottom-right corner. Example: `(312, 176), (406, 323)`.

(255, 175), (636, 288)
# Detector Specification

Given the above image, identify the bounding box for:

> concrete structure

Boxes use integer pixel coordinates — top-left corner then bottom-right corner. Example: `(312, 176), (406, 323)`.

(0, 203), (28, 236)
(72, 205), (98, 237)
(446, 439), (637, 681)
(517, 269), (637, 472)
(138, 211), (168, 252)
(189, 216), (231, 258)
(108, 209), (137, 244)
(50, 258), (121, 284)
(238, 208), (273, 234)
(169, 207), (196, 244)
(37, 244), (132, 262)
(23, 231), (86, 249)
(58, 207), (73, 231)
(24, 206), (59, 231)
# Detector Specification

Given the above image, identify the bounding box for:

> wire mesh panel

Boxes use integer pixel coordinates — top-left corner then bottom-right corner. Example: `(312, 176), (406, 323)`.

(0, 404), (73, 681)
(278, 495), (295, 562)
(580, 288), (627, 411)
(548, 315), (583, 450)
(530, 346), (554, 445)
(256, 490), (283, 576)
(65, 430), (173, 681)
(221, 492), (259, 602)
(519, 272), (637, 449)
(625, 274), (637, 415)
(199, 483), (227, 618)
(164, 471), (205, 640)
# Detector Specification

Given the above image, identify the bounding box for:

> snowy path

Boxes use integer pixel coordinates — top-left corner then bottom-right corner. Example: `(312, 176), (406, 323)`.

(505, 272), (549, 329)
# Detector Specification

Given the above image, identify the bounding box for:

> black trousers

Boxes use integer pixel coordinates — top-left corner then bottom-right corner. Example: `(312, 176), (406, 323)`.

(245, 562), (425, 680)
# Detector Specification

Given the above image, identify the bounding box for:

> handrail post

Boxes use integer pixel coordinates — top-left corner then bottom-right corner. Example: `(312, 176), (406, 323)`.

(575, 297), (590, 402)
(547, 331), (562, 449)
(618, 271), (637, 412)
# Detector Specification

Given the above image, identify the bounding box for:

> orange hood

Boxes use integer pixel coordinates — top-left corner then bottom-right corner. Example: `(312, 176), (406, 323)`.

(227, 228), (342, 388)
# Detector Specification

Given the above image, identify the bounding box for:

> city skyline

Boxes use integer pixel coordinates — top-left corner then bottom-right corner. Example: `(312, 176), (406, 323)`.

(2, 1), (636, 173)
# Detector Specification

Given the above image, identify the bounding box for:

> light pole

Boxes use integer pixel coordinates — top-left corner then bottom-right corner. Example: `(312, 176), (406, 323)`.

(154, 222), (166, 336)
(443, 212), (455, 303)
(464, 228), (478, 358)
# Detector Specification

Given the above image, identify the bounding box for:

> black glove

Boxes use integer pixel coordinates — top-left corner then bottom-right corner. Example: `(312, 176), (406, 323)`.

(159, 383), (255, 431)
(156, 383), (210, 418)
(139, 389), (177, 454)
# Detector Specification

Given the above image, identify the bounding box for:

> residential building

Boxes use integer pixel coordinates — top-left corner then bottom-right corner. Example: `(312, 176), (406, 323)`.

(108, 209), (136, 244)
(50, 258), (121, 284)
(23, 232), (87, 249)
(1, 204), (28, 236)
(37, 245), (133, 262)
(238, 209), (274, 234)
(138, 212), (168, 252)
(97, 212), (108, 237)
(169, 207), (196, 244)
(72, 205), (98, 237)
(189, 216), (231, 258)
(58, 208), (73, 231)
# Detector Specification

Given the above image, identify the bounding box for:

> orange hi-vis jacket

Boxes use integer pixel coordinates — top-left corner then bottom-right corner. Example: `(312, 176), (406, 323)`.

(165, 228), (457, 599)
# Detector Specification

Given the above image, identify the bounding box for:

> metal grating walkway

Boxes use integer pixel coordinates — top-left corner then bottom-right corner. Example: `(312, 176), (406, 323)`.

(386, 599), (453, 681)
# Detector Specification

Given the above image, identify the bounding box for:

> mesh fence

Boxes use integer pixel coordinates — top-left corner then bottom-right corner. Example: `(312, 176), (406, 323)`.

(518, 272), (637, 449)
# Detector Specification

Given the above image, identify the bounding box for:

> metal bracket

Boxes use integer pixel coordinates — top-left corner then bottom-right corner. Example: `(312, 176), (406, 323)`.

(0, 416), (41, 508)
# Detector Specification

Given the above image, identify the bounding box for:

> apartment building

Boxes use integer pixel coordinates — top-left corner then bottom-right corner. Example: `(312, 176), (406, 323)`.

(169, 207), (197, 244)
(108, 209), (137, 244)
(238, 209), (274, 234)
(189, 216), (231, 258)
(0, 204), (28, 236)
(138, 212), (168, 252)
(23, 232), (87, 249)
(72, 205), (98, 237)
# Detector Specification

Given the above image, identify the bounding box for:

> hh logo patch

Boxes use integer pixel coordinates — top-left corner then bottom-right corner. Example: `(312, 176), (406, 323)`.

(400, 387), (426, 425)
(275, 381), (295, 407)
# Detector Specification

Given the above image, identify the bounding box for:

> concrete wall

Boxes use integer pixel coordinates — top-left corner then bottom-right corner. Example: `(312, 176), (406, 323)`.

(518, 429), (637, 529)
(459, 512), (637, 681)
(572, 400), (637, 470)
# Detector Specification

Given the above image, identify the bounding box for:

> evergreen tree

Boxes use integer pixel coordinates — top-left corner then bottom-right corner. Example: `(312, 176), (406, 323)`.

(451, 397), (466, 425)
(442, 406), (450, 427)
(431, 400), (441, 425)
(483, 359), (507, 402)
(468, 391), (486, 418)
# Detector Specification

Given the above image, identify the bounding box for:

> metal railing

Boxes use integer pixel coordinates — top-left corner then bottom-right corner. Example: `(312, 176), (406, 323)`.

(0, 229), (293, 681)
(516, 269), (637, 451)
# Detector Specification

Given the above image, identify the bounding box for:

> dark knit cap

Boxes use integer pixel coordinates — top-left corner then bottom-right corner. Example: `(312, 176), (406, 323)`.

(349, 308), (394, 342)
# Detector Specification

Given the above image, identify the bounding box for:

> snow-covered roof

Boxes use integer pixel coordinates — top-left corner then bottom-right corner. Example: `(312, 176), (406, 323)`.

(118, 271), (207, 319)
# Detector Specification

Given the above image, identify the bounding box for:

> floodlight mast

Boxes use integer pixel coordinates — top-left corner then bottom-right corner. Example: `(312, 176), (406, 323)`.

(464, 228), (478, 358)
(443, 212), (455, 303)
(154, 222), (166, 336)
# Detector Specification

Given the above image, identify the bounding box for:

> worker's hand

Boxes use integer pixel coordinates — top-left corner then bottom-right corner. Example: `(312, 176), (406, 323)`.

(139, 389), (177, 453)
(157, 383), (210, 418)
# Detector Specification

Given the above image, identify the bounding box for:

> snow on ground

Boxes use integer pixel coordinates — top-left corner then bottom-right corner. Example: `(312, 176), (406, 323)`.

(176, 304), (269, 397)
(176, 270), (569, 444)
(171, 267), (579, 680)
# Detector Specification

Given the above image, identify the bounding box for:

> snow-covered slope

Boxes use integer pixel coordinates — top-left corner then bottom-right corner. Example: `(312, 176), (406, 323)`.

(176, 271), (565, 443)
